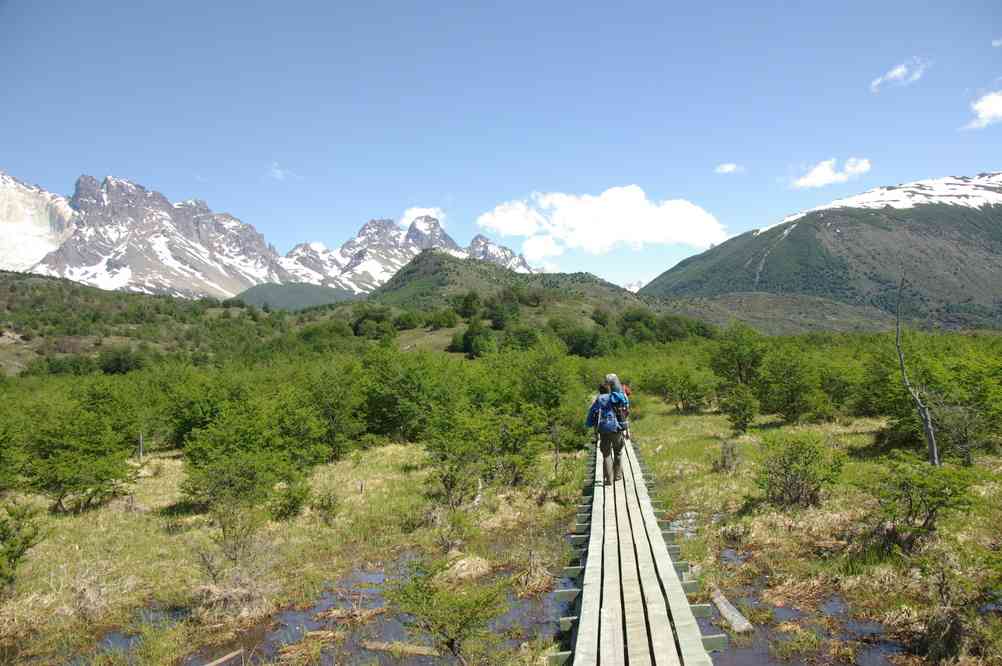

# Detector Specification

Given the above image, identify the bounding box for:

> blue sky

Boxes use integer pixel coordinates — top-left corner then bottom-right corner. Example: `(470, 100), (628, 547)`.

(2, 1), (1000, 287)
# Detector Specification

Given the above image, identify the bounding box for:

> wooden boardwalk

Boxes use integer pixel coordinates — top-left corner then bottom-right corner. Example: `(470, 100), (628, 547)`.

(555, 439), (724, 665)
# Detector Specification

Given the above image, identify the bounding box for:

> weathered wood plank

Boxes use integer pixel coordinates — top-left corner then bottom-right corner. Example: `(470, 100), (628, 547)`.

(625, 440), (714, 666)
(615, 458), (653, 666)
(621, 445), (682, 666)
(572, 443), (605, 663)
(600, 473), (625, 665)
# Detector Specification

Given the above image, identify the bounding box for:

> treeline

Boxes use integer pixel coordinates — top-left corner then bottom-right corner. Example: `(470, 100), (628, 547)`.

(0, 340), (588, 515)
(598, 324), (1002, 464)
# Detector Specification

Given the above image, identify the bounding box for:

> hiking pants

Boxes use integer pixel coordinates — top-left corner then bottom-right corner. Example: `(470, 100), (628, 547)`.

(599, 431), (624, 483)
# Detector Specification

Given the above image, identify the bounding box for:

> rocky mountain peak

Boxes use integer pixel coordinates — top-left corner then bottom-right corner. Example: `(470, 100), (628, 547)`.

(403, 216), (461, 252)
(0, 168), (535, 299)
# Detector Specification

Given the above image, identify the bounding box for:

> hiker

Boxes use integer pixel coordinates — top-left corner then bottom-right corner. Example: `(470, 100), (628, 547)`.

(586, 382), (628, 483)
(605, 373), (631, 441)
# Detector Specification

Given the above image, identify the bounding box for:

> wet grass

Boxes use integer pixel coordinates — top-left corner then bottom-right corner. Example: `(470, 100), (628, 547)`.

(633, 403), (1002, 663)
(1, 444), (586, 664)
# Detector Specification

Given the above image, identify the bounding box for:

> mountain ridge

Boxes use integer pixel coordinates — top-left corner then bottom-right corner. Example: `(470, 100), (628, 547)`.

(641, 171), (1002, 328)
(0, 170), (534, 299)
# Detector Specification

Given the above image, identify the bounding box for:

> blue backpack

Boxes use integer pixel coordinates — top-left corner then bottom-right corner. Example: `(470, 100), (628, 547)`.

(592, 394), (621, 433)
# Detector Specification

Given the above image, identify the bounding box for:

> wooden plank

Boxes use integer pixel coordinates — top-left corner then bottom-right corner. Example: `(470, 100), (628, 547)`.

(624, 440), (714, 666)
(203, 650), (244, 666)
(620, 444), (682, 666)
(615, 457), (653, 666)
(599, 467), (625, 665)
(572, 443), (605, 664)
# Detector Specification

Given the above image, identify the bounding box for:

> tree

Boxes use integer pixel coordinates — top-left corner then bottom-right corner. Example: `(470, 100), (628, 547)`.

(97, 346), (145, 374)
(591, 306), (611, 327)
(485, 290), (519, 330)
(461, 318), (496, 358)
(393, 311), (423, 330)
(757, 349), (821, 423)
(456, 291), (481, 319)
(710, 323), (765, 387)
(521, 340), (575, 475)
(0, 502), (42, 591)
(617, 307), (658, 343)
(21, 392), (135, 512)
(720, 383), (759, 434)
(896, 277), (940, 466)
(427, 308), (459, 330)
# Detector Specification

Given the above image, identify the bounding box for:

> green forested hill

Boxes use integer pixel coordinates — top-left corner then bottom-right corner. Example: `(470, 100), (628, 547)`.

(640, 204), (1002, 328)
(371, 249), (636, 309)
(237, 282), (356, 311)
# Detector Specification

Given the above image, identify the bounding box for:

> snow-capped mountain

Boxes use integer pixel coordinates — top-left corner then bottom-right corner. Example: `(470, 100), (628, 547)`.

(467, 234), (534, 273)
(31, 175), (292, 296)
(0, 172), (76, 271)
(641, 170), (1002, 328)
(280, 217), (534, 295)
(777, 172), (1002, 227)
(0, 170), (534, 299)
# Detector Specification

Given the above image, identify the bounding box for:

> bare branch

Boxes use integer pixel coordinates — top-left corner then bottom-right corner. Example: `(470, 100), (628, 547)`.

(895, 276), (940, 466)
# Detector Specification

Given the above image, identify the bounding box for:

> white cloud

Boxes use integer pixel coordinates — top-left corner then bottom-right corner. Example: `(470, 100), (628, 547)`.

(269, 161), (297, 181)
(522, 234), (565, 263)
(792, 157), (872, 189)
(714, 163), (744, 174)
(476, 185), (727, 257)
(992, 38), (1002, 48)
(870, 57), (931, 93)
(962, 91), (1002, 130)
(399, 206), (447, 227)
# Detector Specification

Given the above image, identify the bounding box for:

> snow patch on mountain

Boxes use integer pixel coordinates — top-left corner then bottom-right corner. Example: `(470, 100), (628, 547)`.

(780, 172), (1002, 225)
(623, 280), (646, 293)
(0, 170), (537, 298)
(0, 171), (77, 271)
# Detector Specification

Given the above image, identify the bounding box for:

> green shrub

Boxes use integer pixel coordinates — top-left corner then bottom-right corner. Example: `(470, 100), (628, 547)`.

(710, 323), (765, 386)
(427, 308), (459, 330)
(461, 319), (496, 358)
(209, 503), (265, 564)
(20, 392), (135, 512)
(387, 558), (508, 662)
(755, 432), (843, 507)
(0, 502), (43, 591)
(591, 306), (611, 327)
(720, 383), (759, 434)
(393, 311), (423, 330)
(757, 350), (823, 423)
(268, 480), (312, 521)
(866, 456), (974, 554)
(309, 489), (340, 526)
(97, 347), (146, 374)
(456, 291), (481, 319)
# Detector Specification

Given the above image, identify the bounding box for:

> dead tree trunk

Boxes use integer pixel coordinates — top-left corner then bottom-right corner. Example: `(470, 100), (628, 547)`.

(895, 277), (940, 466)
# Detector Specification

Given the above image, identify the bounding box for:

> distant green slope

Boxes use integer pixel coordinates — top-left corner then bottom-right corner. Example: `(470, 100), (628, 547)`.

(371, 250), (636, 310)
(237, 282), (356, 311)
(641, 204), (1002, 328)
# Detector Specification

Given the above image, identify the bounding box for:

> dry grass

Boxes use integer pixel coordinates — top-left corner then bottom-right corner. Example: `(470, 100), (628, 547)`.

(1, 442), (584, 664)
(632, 401), (1002, 662)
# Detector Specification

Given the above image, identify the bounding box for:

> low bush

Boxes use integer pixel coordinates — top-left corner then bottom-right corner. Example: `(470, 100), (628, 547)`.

(755, 432), (843, 507)
(866, 455), (974, 554)
(268, 480), (312, 521)
(0, 502), (43, 591)
(309, 488), (340, 526)
(387, 558), (508, 663)
(720, 383), (759, 434)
